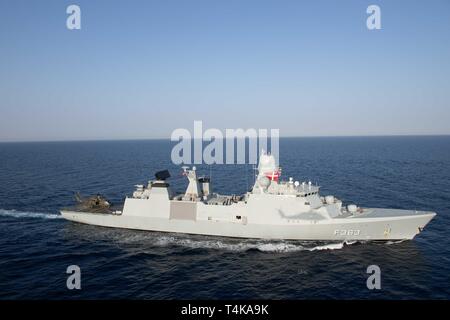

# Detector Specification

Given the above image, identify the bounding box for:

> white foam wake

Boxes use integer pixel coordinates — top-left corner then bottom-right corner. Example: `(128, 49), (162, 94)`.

(385, 239), (407, 245)
(0, 209), (62, 220)
(153, 236), (354, 253)
(308, 241), (358, 251)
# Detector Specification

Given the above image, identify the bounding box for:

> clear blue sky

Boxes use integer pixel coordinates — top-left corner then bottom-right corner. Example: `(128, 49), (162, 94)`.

(1, 0), (449, 141)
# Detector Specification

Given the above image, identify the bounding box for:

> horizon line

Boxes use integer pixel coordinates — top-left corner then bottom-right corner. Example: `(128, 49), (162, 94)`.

(1, 133), (450, 144)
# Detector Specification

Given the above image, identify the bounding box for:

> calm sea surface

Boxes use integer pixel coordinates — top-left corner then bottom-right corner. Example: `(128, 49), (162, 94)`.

(0, 137), (449, 299)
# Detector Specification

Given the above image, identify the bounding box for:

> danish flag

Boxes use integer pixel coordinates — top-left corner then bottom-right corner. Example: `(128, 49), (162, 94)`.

(265, 168), (281, 182)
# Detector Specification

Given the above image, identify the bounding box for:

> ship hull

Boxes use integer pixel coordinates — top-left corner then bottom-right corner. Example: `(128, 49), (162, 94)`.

(60, 210), (435, 241)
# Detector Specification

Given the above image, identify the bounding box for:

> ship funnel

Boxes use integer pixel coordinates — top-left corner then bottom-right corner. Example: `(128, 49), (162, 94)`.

(198, 177), (211, 197)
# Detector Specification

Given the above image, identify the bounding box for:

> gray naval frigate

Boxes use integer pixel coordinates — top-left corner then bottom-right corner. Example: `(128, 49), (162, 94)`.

(61, 151), (436, 241)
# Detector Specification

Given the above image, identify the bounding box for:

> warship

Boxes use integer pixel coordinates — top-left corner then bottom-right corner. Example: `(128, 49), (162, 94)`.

(61, 151), (436, 241)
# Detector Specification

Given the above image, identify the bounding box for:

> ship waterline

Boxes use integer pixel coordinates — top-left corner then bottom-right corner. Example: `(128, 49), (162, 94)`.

(61, 209), (434, 241)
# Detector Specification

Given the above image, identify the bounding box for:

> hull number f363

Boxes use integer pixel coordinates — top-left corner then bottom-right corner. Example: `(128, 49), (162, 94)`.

(334, 229), (361, 236)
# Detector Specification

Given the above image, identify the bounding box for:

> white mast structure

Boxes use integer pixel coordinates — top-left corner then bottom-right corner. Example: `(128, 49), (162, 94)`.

(182, 166), (201, 201)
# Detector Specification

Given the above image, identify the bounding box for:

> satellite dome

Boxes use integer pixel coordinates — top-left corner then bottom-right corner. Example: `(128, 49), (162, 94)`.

(258, 152), (277, 175)
(347, 204), (357, 213)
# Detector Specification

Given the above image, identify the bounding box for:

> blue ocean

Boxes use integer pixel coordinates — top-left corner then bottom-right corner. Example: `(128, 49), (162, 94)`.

(0, 136), (449, 299)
